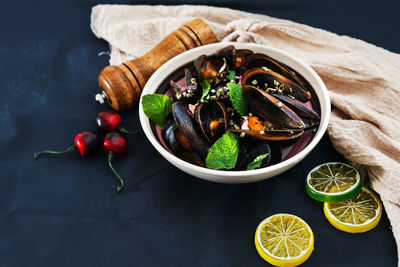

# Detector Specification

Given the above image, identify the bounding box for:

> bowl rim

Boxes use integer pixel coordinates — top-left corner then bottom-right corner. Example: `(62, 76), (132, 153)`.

(139, 42), (331, 179)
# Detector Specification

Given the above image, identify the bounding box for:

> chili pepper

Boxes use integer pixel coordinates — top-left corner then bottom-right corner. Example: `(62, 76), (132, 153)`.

(96, 110), (140, 134)
(103, 132), (128, 192)
(34, 131), (101, 159)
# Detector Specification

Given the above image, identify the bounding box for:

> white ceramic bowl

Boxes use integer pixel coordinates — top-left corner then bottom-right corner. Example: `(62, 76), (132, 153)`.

(139, 42), (330, 183)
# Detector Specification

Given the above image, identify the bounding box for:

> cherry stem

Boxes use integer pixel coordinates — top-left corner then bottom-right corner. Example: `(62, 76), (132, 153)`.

(34, 145), (75, 159)
(119, 127), (141, 135)
(108, 152), (124, 193)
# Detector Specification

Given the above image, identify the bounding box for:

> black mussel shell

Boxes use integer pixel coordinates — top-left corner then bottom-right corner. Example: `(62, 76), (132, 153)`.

(271, 94), (319, 120)
(170, 69), (199, 104)
(231, 128), (304, 141)
(236, 139), (271, 170)
(241, 68), (311, 102)
(214, 45), (237, 70)
(241, 53), (312, 94)
(268, 142), (282, 165)
(195, 101), (228, 143)
(172, 102), (209, 159)
(243, 85), (305, 129)
(161, 121), (205, 167)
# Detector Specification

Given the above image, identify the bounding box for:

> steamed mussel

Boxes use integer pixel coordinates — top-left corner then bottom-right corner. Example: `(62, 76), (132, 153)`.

(143, 45), (320, 171)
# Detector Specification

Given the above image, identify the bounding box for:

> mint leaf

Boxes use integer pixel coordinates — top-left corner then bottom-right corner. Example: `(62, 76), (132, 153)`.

(142, 94), (172, 126)
(200, 79), (211, 103)
(227, 70), (236, 81)
(171, 121), (178, 131)
(247, 153), (269, 170)
(205, 131), (239, 170)
(227, 82), (248, 116)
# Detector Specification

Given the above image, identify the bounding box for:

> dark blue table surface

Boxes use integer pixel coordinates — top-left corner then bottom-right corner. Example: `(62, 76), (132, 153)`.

(1, 0), (399, 266)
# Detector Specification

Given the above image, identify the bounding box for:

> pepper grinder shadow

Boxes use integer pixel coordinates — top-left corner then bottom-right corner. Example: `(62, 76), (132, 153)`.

(95, 18), (218, 111)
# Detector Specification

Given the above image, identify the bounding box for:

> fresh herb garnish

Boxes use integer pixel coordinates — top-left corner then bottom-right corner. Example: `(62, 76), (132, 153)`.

(227, 82), (248, 116)
(205, 131), (239, 170)
(142, 94), (172, 126)
(171, 121), (178, 131)
(247, 153), (269, 170)
(200, 79), (211, 103)
(227, 70), (236, 81)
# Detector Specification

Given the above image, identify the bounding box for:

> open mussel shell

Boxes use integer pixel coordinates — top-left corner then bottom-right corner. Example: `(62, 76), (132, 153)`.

(170, 69), (199, 103)
(194, 54), (227, 83)
(236, 49), (254, 69)
(241, 68), (311, 102)
(236, 139), (271, 170)
(242, 85), (305, 129)
(172, 102), (209, 158)
(242, 54), (298, 85)
(194, 46), (241, 83)
(231, 128), (303, 141)
(194, 101), (228, 143)
(161, 122), (205, 167)
(213, 45), (237, 70)
(242, 53), (291, 76)
(242, 53), (312, 94)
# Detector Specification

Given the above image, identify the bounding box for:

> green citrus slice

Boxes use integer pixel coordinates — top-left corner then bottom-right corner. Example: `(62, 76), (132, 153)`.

(324, 187), (382, 233)
(305, 162), (362, 202)
(254, 214), (314, 267)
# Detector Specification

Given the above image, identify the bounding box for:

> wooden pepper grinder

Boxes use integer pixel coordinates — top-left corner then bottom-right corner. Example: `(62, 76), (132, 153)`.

(95, 18), (217, 111)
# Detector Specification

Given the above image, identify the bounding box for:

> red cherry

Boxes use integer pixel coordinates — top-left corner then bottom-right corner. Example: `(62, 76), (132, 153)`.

(74, 131), (101, 157)
(103, 132), (128, 192)
(96, 110), (141, 134)
(34, 131), (100, 159)
(96, 111), (121, 132)
(103, 132), (127, 158)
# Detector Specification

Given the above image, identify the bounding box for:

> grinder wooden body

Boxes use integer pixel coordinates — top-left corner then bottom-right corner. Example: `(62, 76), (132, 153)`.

(97, 18), (217, 111)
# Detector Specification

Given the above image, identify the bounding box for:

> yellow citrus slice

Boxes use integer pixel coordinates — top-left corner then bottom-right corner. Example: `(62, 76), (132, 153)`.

(254, 214), (314, 267)
(324, 187), (382, 233)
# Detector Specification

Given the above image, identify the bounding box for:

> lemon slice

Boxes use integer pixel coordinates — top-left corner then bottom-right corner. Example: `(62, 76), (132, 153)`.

(254, 214), (314, 267)
(324, 187), (382, 233)
(306, 162), (362, 202)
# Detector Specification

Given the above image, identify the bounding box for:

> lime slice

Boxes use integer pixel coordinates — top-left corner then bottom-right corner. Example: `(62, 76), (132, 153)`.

(324, 187), (382, 233)
(305, 162), (362, 202)
(254, 214), (314, 267)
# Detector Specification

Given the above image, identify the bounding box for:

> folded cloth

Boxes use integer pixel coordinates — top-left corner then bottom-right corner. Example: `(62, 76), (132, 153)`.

(91, 4), (400, 264)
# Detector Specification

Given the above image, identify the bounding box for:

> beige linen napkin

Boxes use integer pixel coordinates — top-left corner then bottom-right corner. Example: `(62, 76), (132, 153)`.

(91, 4), (400, 263)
